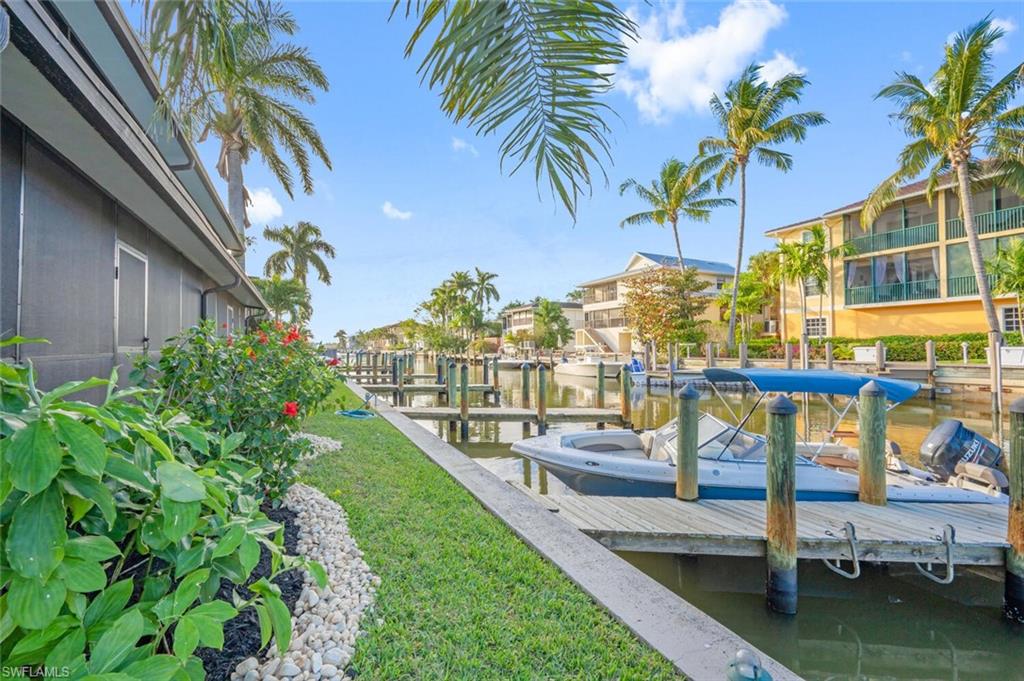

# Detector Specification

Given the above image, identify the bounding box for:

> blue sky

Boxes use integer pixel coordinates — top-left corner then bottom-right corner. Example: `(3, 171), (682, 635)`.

(138, 1), (1023, 341)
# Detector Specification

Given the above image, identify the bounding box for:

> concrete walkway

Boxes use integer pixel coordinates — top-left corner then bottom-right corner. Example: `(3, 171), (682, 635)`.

(349, 385), (800, 680)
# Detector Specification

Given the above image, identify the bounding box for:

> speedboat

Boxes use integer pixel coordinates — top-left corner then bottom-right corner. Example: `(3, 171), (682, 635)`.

(511, 368), (1008, 504)
(553, 348), (623, 379)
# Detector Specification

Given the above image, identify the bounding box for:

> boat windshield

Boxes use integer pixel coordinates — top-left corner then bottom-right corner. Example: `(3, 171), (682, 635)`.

(694, 414), (766, 461)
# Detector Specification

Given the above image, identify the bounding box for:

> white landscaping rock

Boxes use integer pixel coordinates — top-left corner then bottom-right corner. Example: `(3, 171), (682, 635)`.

(291, 432), (343, 460)
(232, 482), (378, 680)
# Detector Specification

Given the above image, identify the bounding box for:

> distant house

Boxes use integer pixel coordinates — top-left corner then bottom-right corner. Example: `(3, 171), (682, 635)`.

(1, 2), (265, 389)
(500, 301), (584, 352)
(575, 252), (736, 354)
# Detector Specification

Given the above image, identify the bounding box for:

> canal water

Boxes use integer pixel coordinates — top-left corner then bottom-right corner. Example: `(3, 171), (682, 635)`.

(403, 363), (1023, 679)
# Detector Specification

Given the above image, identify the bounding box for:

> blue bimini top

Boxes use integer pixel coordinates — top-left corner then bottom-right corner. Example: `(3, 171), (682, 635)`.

(702, 368), (920, 404)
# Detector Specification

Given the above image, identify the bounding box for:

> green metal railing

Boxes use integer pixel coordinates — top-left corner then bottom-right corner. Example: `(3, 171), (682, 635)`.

(947, 273), (999, 297)
(945, 205), (1024, 240)
(847, 223), (938, 254)
(844, 279), (940, 305)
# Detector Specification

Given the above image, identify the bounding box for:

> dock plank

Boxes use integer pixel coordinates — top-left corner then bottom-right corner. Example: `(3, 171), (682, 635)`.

(395, 406), (624, 424)
(511, 487), (1009, 566)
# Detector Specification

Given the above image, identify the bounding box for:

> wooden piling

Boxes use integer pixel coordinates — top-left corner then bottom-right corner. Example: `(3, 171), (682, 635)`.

(596, 361), (606, 408)
(483, 355), (490, 385)
(765, 395), (798, 615)
(537, 365), (548, 435)
(784, 343), (793, 370)
(676, 383), (700, 501)
(1005, 398), (1024, 622)
(668, 343), (676, 379)
(491, 356), (500, 405)
(738, 342), (748, 369)
(800, 333), (809, 370)
(371, 353), (378, 384)
(825, 341), (834, 371)
(990, 331), (1003, 416)
(460, 363), (470, 440)
(620, 367), (632, 426)
(446, 362), (457, 434)
(521, 363), (531, 436)
(704, 342), (714, 368)
(858, 381), (887, 506)
(875, 340), (885, 372)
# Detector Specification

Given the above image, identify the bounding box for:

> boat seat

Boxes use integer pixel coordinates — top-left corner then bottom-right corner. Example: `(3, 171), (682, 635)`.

(564, 431), (644, 452)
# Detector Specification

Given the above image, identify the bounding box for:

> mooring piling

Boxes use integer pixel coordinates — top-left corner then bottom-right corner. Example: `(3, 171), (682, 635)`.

(482, 355), (490, 385)
(460, 363), (470, 440)
(447, 362), (457, 433)
(738, 342), (748, 369)
(676, 383), (700, 501)
(784, 343), (793, 370)
(596, 361), (606, 429)
(620, 366), (632, 426)
(825, 341), (834, 371)
(858, 381), (888, 506)
(765, 395), (798, 615)
(436, 355), (444, 384)
(521, 363), (532, 436)
(491, 356), (500, 405)
(537, 365), (548, 435)
(1006, 398), (1024, 622)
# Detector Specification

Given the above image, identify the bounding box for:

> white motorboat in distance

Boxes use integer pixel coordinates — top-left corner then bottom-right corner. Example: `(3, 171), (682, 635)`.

(553, 349), (624, 379)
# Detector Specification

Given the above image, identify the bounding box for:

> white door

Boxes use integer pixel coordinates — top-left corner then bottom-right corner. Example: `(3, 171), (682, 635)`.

(115, 242), (148, 364)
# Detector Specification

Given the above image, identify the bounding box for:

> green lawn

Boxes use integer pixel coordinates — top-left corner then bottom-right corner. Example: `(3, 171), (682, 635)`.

(301, 385), (682, 680)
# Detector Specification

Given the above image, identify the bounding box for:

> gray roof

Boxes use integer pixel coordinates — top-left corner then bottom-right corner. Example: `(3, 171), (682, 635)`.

(636, 252), (735, 275)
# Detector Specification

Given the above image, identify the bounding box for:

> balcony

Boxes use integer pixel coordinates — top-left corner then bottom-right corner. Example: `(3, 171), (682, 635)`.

(844, 279), (940, 305)
(946, 205), (1024, 240)
(847, 222), (938, 254)
(947, 273), (998, 297)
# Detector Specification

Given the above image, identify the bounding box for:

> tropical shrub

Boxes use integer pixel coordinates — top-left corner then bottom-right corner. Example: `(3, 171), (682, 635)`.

(0, 338), (324, 677)
(146, 321), (337, 501)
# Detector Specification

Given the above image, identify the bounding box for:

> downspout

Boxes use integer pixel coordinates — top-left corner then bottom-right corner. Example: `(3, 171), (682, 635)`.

(201, 274), (240, 321)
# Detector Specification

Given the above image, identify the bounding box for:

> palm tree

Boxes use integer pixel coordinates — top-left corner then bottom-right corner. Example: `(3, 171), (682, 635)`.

(699, 65), (827, 348)
(533, 298), (572, 352)
(146, 3), (331, 232)
(619, 158), (735, 272)
(862, 17), (1024, 335)
(252, 275), (311, 322)
(471, 268), (500, 313)
(263, 221), (336, 286)
(777, 225), (850, 344)
(334, 329), (348, 349)
(144, 0), (636, 220)
(989, 240), (1024, 337)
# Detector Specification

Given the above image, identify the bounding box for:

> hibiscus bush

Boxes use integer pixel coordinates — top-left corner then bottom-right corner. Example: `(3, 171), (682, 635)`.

(145, 321), (337, 501)
(0, 337), (324, 677)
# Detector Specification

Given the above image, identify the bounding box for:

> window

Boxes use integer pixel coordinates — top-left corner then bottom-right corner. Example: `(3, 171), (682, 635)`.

(584, 308), (626, 329)
(906, 248), (939, 282)
(804, 276), (825, 296)
(1002, 307), (1020, 333)
(716, 277), (726, 290)
(873, 206), (903, 236)
(845, 258), (872, 289)
(904, 200), (937, 228)
(583, 283), (617, 304)
(843, 213), (868, 242)
(804, 317), (827, 338)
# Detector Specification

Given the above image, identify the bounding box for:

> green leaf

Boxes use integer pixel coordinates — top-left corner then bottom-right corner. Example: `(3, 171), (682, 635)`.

(41, 378), (110, 409)
(211, 525), (245, 559)
(264, 594), (292, 653)
(238, 535), (260, 577)
(57, 558), (107, 593)
(172, 616), (199, 660)
(9, 574), (67, 630)
(0, 335), (49, 348)
(142, 515), (171, 551)
(172, 568), (210, 617)
(129, 424), (173, 461)
(172, 425), (208, 456)
(220, 432), (247, 457)
(255, 604), (272, 648)
(65, 536), (120, 562)
(307, 561), (328, 590)
(89, 609), (144, 674)
(60, 472), (116, 529)
(6, 419), (63, 493)
(187, 613), (224, 649)
(83, 579), (133, 630)
(53, 413), (108, 477)
(104, 454), (154, 492)
(45, 626), (86, 669)
(157, 462), (206, 502)
(6, 482), (66, 579)
(123, 655), (182, 681)
(188, 601), (237, 622)
(162, 499), (201, 543)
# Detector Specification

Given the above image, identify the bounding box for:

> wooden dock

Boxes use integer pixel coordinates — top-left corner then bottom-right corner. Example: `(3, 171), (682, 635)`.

(513, 484), (1009, 567)
(397, 406), (624, 424)
(362, 383), (496, 395)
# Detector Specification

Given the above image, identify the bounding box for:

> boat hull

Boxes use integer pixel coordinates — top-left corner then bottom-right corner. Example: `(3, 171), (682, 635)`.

(554, 362), (623, 379)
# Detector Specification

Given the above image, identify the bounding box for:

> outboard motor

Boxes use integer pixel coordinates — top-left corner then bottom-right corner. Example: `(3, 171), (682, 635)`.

(919, 419), (1003, 481)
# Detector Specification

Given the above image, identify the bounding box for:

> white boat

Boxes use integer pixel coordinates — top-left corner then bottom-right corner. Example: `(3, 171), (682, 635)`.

(511, 368), (1008, 504)
(553, 349), (623, 379)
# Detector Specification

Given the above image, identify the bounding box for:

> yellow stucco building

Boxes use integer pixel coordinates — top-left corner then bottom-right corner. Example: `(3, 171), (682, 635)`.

(766, 173), (1024, 340)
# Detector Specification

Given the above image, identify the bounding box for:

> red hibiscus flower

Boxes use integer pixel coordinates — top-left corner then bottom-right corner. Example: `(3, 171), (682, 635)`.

(257, 330), (269, 345)
(222, 323), (228, 329)
(282, 401), (299, 418)
(282, 327), (302, 346)
(327, 357), (340, 366)
(226, 335), (233, 347)
(274, 321), (285, 331)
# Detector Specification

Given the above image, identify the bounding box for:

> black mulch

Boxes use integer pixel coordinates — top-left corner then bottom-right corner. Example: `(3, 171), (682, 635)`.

(196, 502), (306, 680)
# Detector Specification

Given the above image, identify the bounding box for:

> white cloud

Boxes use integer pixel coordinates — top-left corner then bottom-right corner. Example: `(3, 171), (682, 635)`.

(617, 0), (795, 122)
(991, 17), (1017, 53)
(382, 201), (413, 221)
(451, 137), (479, 157)
(246, 187), (283, 224)
(759, 51), (805, 83)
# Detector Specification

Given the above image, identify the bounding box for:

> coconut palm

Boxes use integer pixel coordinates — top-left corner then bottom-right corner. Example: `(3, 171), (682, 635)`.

(252, 275), (311, 323)
(699, 65), (827, 348)
(862, 17), (1024, 334)
(777, 225), (850, 342)
(619, 158), (735, 272)
(146, 3), (330, 232)
(263, 221), (336, 286)
(533, 298), (572, 351)
(471, 268), (501, 313)
(989, 239), (1024, 335)
(144, 0), (636, 220)
(334, 329), (348, 349)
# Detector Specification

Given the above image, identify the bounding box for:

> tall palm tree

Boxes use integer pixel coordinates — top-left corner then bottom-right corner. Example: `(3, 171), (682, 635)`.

(989, 240), (1024, 336)
(699, 65), (827, 348)
(334, 329), (348, 349)
(263, 221), (336, 286)
(862, 17), (1024, 334)
(777, 225), (851, 344)
(252, 275), (311, 323)
(144, 0), (636, 220)
(619, 158), (735, 272)
(471, 268), (500, 313)
(146, 4), (331, 232)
